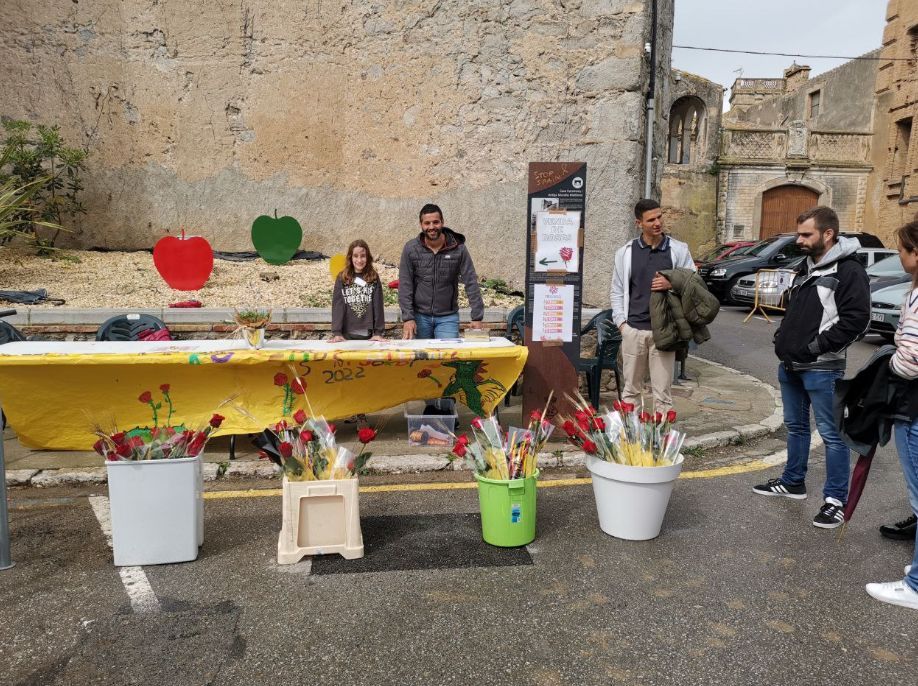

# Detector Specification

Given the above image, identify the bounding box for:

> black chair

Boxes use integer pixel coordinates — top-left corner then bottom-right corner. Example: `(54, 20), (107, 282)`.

(577, 312), (623, 410)
(504, 305), (525, 407)
(0, 310), (26, 430)
(96, 313), (168, 341)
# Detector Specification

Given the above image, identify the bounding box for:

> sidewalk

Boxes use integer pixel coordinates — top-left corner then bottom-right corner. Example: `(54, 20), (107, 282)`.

(3, 354), (782, 487)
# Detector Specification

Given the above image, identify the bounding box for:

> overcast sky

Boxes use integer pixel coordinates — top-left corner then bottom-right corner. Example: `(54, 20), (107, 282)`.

(672, 0), (889, 106)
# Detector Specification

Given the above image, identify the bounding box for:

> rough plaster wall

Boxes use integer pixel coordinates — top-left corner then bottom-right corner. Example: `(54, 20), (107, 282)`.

(0, 0), (665, 306)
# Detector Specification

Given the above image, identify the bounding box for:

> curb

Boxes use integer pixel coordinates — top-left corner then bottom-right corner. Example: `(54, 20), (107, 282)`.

(6, 356), (786, 488)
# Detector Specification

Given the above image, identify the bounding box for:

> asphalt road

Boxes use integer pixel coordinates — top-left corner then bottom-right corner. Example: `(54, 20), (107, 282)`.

(1, 309), (916, 685)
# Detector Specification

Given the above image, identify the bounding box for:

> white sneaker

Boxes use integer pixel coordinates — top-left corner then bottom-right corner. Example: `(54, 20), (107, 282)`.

(865, 580), (918, 610)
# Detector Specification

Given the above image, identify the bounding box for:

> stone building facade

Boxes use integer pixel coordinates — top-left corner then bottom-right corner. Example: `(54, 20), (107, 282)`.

(716, 54), (879, 243)
(659, 70), (723, 256)
(0, 0), (675, 306)
(864, 0), (918, 243)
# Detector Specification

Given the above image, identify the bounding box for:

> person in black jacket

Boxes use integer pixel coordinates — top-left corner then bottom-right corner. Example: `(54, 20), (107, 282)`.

(753, 206), (870, 529)
(398, 204), (485, 340)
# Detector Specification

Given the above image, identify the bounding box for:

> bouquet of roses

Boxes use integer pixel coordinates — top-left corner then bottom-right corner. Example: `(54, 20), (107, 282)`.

(450, 405), (554, 480)
(557, 393), (685, 467)
(254, 408), (377, 481)
(93, 413), (225, 461)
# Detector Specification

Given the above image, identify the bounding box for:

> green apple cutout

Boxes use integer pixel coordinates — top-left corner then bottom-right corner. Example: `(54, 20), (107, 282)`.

(251, 210), (303, 265)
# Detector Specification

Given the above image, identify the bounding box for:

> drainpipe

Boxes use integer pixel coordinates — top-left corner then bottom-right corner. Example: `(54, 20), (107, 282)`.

(643, 0), (658, 199)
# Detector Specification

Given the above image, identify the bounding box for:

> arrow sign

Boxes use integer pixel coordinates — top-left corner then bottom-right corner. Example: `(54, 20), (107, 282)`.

(538, 257), (557, 266)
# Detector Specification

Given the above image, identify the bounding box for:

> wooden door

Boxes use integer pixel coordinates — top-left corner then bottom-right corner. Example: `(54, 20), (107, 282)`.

(760, 186), (819, 239)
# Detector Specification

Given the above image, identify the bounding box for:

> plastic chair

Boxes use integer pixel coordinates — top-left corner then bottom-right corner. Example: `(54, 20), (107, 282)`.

(0, 310), (25, 430)
(96, 314), (168, 341)
(577, 311), (622, 410)
(504, 305), (525, 407)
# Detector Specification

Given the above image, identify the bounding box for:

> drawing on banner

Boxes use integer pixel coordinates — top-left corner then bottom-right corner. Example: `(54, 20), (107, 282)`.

(532, 283), (574, 342)
(534, 210), (580, 273)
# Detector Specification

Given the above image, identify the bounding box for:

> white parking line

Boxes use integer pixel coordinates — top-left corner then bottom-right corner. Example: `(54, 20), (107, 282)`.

(89, 496), (161, 613)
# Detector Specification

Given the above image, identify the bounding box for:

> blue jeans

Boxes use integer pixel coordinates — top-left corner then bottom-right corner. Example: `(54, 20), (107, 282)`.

(893, 420), (918, 592)
(778, 364), (850, 502)
(415, 312), (460, 339)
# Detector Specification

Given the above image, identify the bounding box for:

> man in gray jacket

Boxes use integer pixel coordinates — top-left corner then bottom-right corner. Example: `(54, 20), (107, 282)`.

(399, 204), (485, 339)
(610, 199), (696, 414)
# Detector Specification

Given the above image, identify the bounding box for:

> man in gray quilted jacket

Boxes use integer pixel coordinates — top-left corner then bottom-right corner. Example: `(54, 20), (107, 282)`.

(399, 204), (485, 339)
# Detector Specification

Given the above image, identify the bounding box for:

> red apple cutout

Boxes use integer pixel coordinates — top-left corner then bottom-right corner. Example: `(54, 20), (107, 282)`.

(153, 231), (214, 291)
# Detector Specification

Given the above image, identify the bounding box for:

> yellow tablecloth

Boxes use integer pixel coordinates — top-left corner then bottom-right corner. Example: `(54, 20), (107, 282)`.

(0, 338), (528, 450)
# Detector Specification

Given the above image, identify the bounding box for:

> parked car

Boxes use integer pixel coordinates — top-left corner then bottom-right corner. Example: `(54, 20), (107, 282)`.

(699, 231), (885, 304)
(729, 244), (895, 308)
(870, 280), (911, 341)
(866, 253), (908, 292)
(693, 241), (757, 268)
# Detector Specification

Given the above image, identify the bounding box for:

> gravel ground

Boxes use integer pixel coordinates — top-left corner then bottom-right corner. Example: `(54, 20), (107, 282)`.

(0, 247), (523, 310)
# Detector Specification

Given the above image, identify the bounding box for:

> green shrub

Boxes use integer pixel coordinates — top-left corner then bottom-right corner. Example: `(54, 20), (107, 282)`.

(0, 119), (87, 249)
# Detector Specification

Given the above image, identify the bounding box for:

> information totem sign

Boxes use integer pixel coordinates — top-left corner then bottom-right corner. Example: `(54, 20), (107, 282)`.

(522, 162), (586, 420)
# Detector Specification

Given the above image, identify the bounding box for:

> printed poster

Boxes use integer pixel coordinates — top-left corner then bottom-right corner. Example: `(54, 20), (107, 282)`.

(534, 210), (581, 273)
(532, 283), (574, 342)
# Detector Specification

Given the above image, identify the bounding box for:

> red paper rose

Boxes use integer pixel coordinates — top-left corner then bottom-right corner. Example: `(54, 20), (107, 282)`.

(452, 443), (467, 458)
(300, 430), (315, 443)
(278, 441), (293, 458)
(456, 434), (470, 446)
(273, 373), (288, 387)
(209, 413), (225, 428)
(358, 427), (377, 444)
(562, 420), (578, 436)
(581, 439), (598, 454)
(667, 410), (677, 423)
(293, 409), (308, 424)
(138, 391), (152, 404)
(591, 417), (605, 431)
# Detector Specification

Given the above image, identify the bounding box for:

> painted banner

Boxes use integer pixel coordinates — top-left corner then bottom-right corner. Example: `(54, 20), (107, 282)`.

(0, 339), (527, 450)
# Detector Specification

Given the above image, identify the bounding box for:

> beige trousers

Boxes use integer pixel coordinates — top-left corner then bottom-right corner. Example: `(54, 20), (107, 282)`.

(620, 324), (675, 415)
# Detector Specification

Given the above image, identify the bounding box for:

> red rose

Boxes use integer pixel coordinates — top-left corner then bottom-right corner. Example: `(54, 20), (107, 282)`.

(388, 279), (399, 289)
(577, 417), (590, 432)
(111, 432), (126, 444)
(581, 439), (598, 454)
(471, 417), (483, 430)
(529, 410), (543, 422)
(129, 436), (144, 449)
(417, 369), (432, 378)
(327, 423), (337, 434)
(275, 420), (288, 431)
(291, 378), (307, 394)
(560, 246), (574, 262)
(667, 410), (677, 423)
(357, 427), (377, 444)
(612, 400), (622, 412)
(273, 373), (288, 387)
(278, 441), (293, 458)
(293, 409), (308, 424)
(453, 443), (467, 458)
(138, 391), (152, 404)
(655, 412), (663, 424)
(159, 384), (170, 394)
(115, 443), (132, 458)
(574, 409), (589, 422)
(622, 403), (635, 413)
(209, 413), (225, 428)
(92, 439), (106, 456)
(187, 433), (206, 456)
(591, 417), (605, 431)
(300, 430), (315, 443)
(639, 412), (650, 423)
(257, 450), (269, 461)
(562, 420), (577, 436)
(456, 434), (470, 446)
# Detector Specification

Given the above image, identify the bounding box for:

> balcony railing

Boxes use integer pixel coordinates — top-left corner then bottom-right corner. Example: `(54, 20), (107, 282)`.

(721, 128), (871, 163)
(731, 78), (785, 92)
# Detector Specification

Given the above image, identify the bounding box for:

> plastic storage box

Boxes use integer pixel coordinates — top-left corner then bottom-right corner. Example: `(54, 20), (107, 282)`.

(404, 399), (458, 448)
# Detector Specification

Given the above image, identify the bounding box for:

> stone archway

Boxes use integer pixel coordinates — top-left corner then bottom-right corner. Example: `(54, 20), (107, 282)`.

(751, 177), (830, 239)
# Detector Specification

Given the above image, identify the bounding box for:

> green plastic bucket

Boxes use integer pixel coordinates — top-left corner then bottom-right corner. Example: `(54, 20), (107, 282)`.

(474, 470), (539, 547)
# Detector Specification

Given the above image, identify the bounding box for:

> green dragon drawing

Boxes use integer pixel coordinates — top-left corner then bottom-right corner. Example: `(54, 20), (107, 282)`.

(441, 360), (507, 416)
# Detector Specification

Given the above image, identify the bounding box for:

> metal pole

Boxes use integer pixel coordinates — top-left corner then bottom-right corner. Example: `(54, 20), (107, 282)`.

(0, 404), (14, 570)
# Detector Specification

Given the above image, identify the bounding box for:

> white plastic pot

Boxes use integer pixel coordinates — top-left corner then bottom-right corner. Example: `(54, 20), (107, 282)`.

(586, 454), (684, 541)
(106, 455), (203, 566)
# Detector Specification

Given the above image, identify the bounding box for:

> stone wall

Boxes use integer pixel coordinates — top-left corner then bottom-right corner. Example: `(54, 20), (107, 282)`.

(659, 70), (722, 256)
(864, 0), (918, 243)
(0, 0), (673, 306)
